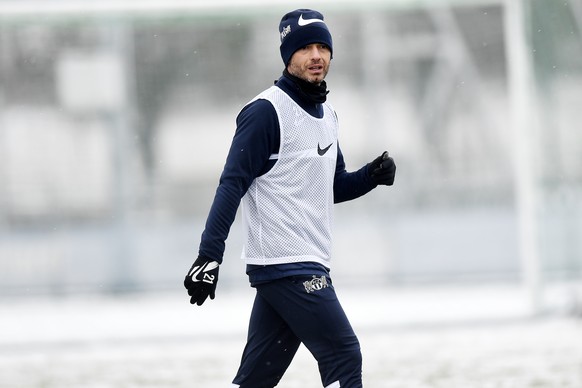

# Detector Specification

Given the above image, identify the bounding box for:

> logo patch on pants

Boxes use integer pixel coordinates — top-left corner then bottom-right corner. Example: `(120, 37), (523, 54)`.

(303, 275), (329, 293)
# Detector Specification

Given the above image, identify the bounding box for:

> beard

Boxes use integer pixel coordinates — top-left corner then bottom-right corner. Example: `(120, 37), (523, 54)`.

(287, 60), (329, 85)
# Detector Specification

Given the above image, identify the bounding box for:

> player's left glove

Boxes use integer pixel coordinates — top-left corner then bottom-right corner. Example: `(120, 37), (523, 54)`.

(368, 151), (396, 186)
(184, 256), (220, 306)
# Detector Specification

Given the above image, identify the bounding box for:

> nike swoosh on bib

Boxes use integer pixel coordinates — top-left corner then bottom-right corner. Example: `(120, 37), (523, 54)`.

(298, 14), (325, 26)
(317, 142), (333, 156)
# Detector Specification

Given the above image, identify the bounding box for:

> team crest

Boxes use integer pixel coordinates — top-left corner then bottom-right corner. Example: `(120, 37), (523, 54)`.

(280, 25), (291, 40)
(304, 275), (329, 293)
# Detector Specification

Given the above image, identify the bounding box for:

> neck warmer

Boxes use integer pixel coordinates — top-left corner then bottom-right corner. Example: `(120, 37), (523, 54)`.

(282, 68), (329, 104)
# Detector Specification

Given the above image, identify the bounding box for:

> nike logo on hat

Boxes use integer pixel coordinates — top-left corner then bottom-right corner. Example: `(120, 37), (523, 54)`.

(298, 14), (325, 26)
(317, 142), (333, 156)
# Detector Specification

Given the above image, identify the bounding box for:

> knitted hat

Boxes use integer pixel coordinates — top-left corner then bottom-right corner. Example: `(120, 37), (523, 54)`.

(279, 9), (333, 66)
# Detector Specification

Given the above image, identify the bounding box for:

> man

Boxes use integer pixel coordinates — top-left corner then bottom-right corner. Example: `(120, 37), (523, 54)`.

(184, 9), (396, 388)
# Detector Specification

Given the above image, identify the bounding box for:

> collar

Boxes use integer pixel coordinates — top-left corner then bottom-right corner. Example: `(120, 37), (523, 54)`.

(280, 69), (329, 104)
(274, 73), (325, 118)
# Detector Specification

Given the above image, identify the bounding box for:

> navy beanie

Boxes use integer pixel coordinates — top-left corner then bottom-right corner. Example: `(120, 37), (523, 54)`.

(279, 9), (333, 66)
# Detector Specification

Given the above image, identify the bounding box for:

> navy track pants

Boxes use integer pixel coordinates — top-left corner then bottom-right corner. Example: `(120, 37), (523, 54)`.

(231, 275), (362, 388)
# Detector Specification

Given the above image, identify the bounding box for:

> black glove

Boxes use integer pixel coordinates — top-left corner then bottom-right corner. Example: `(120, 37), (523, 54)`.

(184, 256), (220, 306)
(368, 151), (396, 186)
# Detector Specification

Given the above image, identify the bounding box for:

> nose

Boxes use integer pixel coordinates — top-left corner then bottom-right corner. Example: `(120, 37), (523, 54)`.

(308, 44), (322, 60)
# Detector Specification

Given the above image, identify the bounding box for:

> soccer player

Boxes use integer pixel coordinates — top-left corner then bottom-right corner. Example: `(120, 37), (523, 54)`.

(184, 9), (396, 388)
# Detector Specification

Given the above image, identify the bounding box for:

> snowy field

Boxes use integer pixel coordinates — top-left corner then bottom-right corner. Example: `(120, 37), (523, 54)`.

(2, 285), (581, 388)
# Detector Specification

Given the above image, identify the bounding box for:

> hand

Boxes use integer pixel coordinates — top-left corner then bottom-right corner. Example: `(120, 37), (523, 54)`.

(184, 256), (220, 306)
(368, 151), (396, 186)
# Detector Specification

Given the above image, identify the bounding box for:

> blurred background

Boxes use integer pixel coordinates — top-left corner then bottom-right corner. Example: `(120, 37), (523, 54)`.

(2, 1), (582, 387)
(0, 0), (581, 312)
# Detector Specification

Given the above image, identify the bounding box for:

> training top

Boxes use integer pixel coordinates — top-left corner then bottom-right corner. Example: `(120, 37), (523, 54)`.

(241, 86), (338, 268)
(198, 73), (378, 285)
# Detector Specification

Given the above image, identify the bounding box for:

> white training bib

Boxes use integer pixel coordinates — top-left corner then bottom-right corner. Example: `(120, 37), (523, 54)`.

(241, 86), (338, 268)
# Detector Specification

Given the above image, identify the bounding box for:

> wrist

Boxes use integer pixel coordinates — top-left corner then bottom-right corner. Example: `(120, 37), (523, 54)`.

(196, 255), (220, 265)
(365, 163), (379, 186)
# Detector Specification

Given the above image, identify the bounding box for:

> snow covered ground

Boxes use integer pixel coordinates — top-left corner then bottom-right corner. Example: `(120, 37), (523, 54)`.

(1, 284), (581, 387)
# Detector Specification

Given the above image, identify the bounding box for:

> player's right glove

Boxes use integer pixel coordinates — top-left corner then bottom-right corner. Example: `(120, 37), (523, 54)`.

(368, 151), (396, 186)
(184, 256), (220, 306)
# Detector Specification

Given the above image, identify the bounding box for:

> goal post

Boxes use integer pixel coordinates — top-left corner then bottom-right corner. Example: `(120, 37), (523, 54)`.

(504, 0), (543, 315)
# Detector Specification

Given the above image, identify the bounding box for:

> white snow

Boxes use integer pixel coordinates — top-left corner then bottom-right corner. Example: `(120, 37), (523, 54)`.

(1, 284), (581, 387)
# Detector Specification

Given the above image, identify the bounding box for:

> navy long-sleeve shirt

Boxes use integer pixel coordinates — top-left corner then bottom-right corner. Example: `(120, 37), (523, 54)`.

(198, 73), (378, 285)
